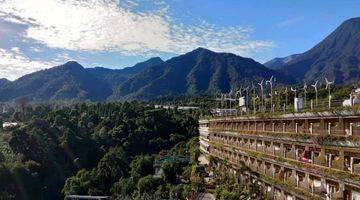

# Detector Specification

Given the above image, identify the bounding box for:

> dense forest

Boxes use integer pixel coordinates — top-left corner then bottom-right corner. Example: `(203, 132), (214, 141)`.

(0, 102), (202, 199)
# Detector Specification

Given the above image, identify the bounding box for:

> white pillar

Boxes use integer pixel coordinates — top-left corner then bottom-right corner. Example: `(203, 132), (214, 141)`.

(295, 123), (298, 133)
(283, 123), (286, 132)
(349, 123), (353, 136)
(272, 123), (275, 132)
(328, 122), (331, 135)
(296, 173), (299, 187)
(263, 123), (265, 131)
(310, 123), (313, 134)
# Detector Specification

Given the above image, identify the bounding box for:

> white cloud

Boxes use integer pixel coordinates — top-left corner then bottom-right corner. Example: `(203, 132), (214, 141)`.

(0, 48), (58, 80)
(0, 0), (274, 56)
(277, 17), (305, 28)
(30, 46), (43, 52)
(10, 47), (21, 54)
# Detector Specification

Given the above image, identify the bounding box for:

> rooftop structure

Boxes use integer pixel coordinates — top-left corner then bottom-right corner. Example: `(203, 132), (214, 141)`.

(65, 195), (109, 200)
(2, 122), (19, 130)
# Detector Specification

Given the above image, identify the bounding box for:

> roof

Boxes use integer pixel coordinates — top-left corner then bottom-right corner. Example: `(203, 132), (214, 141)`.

(154, 155), (190, 167)
(65, 195), (109, 200)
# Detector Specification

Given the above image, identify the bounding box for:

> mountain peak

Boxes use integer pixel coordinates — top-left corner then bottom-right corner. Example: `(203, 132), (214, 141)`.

(0, 78), (10, 86)
(277, 17), (360, 84)
(343, 17), (360, 24)
(147, 57), (163, 63)
(61, 61), (84, 68)
(191, 47), (214, 53)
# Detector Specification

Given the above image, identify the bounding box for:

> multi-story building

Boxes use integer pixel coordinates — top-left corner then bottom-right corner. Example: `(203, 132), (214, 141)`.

(199, 112), (360, 200)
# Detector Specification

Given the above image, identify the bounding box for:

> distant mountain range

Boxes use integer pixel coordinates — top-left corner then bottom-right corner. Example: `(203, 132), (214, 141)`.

(86, 57), (164, 89)
(113, 48), (292, 100)
(0, 62), (112, 102)
(0, 49), (290, 102)
(266, 17), (360, 84)
(264, 54), (301, 70)
(0, 17), (358, 102)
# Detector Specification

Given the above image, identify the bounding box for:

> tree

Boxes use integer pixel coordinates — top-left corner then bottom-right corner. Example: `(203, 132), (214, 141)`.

(130, 155), (154, 179)
(97, 147), (129, 191)
(62, 169), (99, 196)
(162, 161), (180, 184)
(111, 178), (136, 199)
(137, 175), (160, 196)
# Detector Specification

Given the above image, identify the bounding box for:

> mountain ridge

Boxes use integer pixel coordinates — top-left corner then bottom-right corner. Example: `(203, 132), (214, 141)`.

(86, 57), (164, 89)
(276, 17), (360, 84)
(113, 48), (293, 100)
(0, 61), (112, 102)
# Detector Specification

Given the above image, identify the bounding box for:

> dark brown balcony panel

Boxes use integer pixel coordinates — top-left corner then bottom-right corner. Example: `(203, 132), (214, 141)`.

(265, 141), (273, 155)
(273, 165), (283, 180)
(313, 148), (327, 167)
(249, 139), (257, 150)
(265, 162), (272, 177)
(327, 180), (344, 200)
(265, 121), (272, 132)
(298, 172), (310, 192)
(298, 147), (313, 164)
(258, 160), (266, 175)
(353, 158), (360, 174)
(344, 185), (360, 200)
(249, 157), (257, 171)
(249, 122), (256, 131)
(243, 138), (250, 148)
(274, 142), (284, 157)
(285, 144), (296, 160)
(309, 175), (326, 196)
(325, 149), (345, 170)
(351, 122), (360, 136)
(274, 187), (285, 199)
(294, 120), (305, 134)
(287, 169), (297, 186)
(264, 184), (274, 199)
(284, 193), (295, 200)
(257, 140), (265, 152)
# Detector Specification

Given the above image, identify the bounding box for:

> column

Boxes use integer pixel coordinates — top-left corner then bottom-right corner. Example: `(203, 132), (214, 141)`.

(283, 123), (286, 133)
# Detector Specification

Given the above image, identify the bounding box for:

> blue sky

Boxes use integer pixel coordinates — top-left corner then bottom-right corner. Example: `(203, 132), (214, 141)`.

(0, 0), (359, 80)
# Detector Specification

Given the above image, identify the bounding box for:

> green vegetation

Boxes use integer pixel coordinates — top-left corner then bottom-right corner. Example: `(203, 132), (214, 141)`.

(209, 157), (267, 200)
(0, 102), (202, 199)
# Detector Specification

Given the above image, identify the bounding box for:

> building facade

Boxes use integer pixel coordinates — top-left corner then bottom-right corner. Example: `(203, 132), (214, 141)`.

(199, 112), (360, 200)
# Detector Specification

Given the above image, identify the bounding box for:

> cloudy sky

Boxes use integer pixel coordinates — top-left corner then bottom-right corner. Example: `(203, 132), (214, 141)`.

(0, 0), (359, 80)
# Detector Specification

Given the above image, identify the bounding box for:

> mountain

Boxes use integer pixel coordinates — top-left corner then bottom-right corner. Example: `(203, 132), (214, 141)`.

(0, 78), (10, 87)
(114, 48), (293, 100)
(264, 54), (300, 69)
(86, 57), (164, 88)
(277, 17), (360, 84)
(0, 61), (112, 102)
